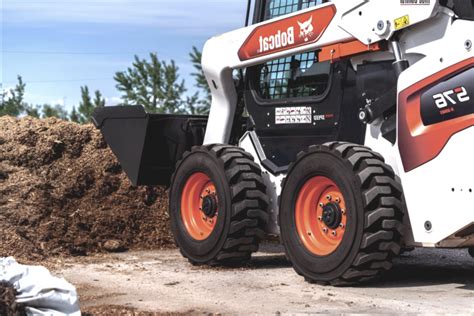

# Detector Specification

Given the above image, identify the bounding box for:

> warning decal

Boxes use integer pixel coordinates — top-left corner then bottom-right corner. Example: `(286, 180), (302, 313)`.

(394, 15), (410, 30)
(275, 107), (312, 125)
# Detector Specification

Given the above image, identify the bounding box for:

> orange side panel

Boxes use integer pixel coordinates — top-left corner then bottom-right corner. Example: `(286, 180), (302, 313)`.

(398, 57), (474, 172)
(318, 40), (383, 63)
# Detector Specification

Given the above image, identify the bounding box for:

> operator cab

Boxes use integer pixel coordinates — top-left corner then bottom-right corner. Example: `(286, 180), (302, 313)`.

(243, 0), (368, 173)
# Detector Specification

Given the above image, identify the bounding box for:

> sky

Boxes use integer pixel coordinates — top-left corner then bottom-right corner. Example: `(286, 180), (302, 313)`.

(1, 0), (247, 111)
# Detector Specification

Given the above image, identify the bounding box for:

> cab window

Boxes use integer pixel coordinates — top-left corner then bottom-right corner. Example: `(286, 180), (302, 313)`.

(256, 0), (331, 101)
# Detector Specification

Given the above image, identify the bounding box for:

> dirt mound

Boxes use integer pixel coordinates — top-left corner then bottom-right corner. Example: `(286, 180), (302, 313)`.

(0, 116), (174, 261)
(0, 282), (25, 316)
(82, 305), (176, 316)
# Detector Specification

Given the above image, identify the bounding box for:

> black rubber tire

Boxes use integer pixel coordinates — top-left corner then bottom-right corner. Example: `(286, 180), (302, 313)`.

(169, 144), (269, 265)
(469, 247), (474, 258)
(279, 142), (404, 285)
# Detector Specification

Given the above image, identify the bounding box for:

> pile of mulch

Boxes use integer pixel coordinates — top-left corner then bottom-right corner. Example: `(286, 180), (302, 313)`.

(82, 305), (188, 316)
(0, 116), (174, 262)
(0, 282), (25, 316)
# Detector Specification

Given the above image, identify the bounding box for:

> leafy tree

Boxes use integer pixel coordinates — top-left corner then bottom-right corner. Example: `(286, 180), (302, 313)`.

(93, 90), (106, 108)
(78, 86), (104, 123)
(25, 104), (41, 118)
(185, 92), (209, 115)
(114, 53), (191, 114)
(190, 46), (211, 113)
(0, 76), (27, 116)
(41, 104), (69, 120)
(69, 106), (80, 123)
(78, 86), (93, 123)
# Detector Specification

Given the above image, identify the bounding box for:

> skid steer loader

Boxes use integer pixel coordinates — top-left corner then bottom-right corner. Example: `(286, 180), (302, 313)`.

(93, 0), (474, 284)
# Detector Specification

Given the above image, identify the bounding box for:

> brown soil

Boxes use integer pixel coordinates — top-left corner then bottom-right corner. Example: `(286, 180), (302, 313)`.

(0, 116), (174, 262)
(0, 283), (25, 316)
(82, 305), (189, 316)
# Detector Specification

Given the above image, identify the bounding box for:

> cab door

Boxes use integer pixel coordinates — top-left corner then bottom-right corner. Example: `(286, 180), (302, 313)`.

(244, 0), (366, 172)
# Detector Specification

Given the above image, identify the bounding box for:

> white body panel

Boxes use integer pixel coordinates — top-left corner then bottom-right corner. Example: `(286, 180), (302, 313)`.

(240, 132), (284, 235)
(202, 0), (474, 247)
(365, 13), (474, 246)
(202, 0), (437, 144)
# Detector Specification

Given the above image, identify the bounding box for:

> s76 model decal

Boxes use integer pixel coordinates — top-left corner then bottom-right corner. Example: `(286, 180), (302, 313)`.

(398, 59), (474, 172)
(421, 68), (474, 126)
(238, 5), (336, 61)
(432, 86), (470, 111)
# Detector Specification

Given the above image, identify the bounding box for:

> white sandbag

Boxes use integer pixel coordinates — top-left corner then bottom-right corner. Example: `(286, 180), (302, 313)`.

(1, 257), (80, 316)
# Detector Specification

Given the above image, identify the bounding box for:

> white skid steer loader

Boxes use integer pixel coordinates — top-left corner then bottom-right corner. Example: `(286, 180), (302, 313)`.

(93, 0), (474, 285)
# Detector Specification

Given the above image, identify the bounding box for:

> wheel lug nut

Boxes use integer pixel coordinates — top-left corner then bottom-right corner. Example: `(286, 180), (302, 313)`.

(341, 209), (346, 215)
(323, 228), (328, 233)
(335, 197), (340, 203)
(210, 219), (214, 224)
(332, 231), (337, 236)
(318, 216), (322, 221)
(326, 195), (332, 201)
(319, 202), (324, 208)
(206, 189), (211, 193)
(339, 224), (345, 229)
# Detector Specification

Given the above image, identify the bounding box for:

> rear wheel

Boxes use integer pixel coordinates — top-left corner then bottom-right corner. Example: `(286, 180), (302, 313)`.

(279, 142), (404, 285)
(170, 145), (269, 265)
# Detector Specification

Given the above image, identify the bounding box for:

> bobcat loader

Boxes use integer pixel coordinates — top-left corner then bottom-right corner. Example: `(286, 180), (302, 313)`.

(93, 0), (474, 284)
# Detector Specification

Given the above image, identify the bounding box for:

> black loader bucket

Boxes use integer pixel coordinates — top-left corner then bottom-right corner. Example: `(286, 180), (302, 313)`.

(92, 106), (207, 186)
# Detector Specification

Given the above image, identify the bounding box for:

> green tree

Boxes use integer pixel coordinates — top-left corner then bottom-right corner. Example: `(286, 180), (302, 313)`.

(78, 86), (93, 123)
(0, 76), (27, 116)
(69, 106), (80, 123)
(77, 86), (104, 123)
(189, 46), (211, 114)
(93, 90), (106, 108)
(114, 53), (190, 114)
(41, 104), (69, 120)
(25, 104), (41, 118)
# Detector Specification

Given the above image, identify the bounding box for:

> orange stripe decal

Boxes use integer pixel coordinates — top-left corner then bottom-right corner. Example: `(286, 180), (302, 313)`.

(238, 5), (336, 61)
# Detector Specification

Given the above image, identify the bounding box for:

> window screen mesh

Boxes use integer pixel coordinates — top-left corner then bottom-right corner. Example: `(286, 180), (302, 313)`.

(259, 0), (329, 100)
(265, 0), (322, 19)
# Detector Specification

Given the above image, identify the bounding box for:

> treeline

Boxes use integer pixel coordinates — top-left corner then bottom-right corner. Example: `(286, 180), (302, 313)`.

(0, 47), (210, 123)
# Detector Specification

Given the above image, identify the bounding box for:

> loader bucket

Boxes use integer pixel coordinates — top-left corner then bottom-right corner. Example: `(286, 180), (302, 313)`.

(92, 106), (207, 186)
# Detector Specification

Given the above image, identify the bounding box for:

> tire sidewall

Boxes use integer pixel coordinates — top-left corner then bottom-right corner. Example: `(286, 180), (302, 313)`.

(170, 149), (232, 263)
(280, 149), (365, 281)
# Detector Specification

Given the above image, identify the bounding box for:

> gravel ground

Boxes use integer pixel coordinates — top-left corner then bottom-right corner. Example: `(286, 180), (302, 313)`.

(56, 244), (474, 314)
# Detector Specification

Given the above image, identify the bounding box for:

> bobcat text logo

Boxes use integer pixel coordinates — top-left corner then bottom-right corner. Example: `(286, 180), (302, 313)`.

(298, 16), (314, 42)
(258, 27), (295, 53)
(258, 15), (315, 53)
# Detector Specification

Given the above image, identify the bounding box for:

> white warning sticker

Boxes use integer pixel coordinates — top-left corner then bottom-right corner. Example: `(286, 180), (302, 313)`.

(275, 106), (312, 125)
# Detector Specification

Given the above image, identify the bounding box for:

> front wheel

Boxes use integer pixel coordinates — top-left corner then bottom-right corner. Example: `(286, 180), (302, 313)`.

(279, 143), (404, 285)
(169, 145), (269, 265)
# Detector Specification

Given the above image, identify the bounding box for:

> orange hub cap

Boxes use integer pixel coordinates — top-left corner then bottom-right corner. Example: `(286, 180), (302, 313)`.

(295, 176), (347, 256)
(181, 172), (219, 241)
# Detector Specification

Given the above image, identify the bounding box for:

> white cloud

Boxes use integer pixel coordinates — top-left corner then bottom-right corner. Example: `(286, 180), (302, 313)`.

(105, 96), (122, 106)
(3, 0), (246, 35)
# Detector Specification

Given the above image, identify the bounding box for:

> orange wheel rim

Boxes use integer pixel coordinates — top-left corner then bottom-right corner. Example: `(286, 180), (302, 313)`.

(295, 176), (347, 256)
(181, 172), (219, 241)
